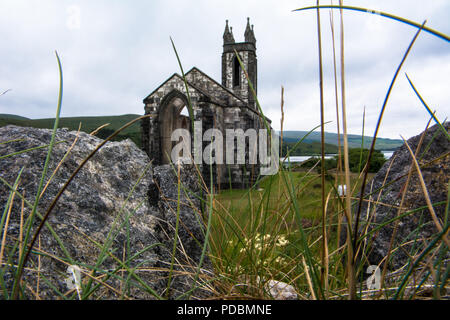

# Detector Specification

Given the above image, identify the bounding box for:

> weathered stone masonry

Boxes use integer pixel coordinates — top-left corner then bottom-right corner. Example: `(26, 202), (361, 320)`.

(141, 18), (271, 189)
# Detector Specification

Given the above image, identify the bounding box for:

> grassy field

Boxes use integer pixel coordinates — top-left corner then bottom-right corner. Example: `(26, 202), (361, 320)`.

(215, 171), (360, 222)
(207, 169), (377, 298)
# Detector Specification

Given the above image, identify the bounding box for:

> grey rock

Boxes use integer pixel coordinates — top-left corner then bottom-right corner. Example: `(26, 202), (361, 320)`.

(264, 280), (298, 300)
(356, 122), (449, 270)
(149, 163), (212, 299)
(0, 125), (211, 299)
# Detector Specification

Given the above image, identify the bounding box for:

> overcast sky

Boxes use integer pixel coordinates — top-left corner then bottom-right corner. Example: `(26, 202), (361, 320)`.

(0, 0), (449, 139)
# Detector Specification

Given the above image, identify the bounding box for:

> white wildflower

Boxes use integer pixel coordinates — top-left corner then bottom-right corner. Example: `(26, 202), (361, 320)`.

(65, 265), (82, 299)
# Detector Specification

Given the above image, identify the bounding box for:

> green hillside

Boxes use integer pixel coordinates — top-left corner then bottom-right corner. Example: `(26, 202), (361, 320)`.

(281, 130), (402, 151)
(281, 140), (339, 156)
(0, 114), (143, 147)
(0, 114), (30, 120)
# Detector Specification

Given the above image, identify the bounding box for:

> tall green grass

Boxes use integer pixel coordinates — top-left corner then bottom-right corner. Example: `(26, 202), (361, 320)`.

(205, 3), (449, 300)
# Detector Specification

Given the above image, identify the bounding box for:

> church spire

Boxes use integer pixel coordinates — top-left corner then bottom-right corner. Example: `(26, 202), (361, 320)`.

(223, 20), (235, 44)
(244, 17), (256, 44)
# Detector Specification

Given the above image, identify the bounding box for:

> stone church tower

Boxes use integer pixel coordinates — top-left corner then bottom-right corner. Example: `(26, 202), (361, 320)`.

(222, 18), (258, 108)
(141, 18), (272, 190)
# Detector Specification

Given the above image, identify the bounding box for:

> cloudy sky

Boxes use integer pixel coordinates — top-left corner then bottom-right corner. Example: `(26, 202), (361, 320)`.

(0, 0), (449, 139)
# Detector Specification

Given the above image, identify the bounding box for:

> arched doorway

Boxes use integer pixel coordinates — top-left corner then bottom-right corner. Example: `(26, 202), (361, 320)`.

(158, 90), (192, 164)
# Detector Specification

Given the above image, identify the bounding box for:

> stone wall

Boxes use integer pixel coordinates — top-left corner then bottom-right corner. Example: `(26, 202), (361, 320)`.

(186, 68), (244, 107)
(141, 69), (270, 190)
(222, 44), (257, 107)
(141, 19), (268, 190)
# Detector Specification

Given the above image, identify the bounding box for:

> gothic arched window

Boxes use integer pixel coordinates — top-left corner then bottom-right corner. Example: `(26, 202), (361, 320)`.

(233, 55), (241, 87)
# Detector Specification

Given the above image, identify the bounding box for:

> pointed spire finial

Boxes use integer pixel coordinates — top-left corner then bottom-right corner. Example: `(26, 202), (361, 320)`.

(223, 19), (235, 44)
(244, 17), (256, 44)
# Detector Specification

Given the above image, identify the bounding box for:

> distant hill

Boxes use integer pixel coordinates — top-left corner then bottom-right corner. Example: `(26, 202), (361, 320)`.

(0, 114), (143, 147)
(281, 139), (339, 156)
(0, 114), (403, 153)
(0, 114), (30, 120)
(281, 130), (402, 151)
(0, 114), (141, 133)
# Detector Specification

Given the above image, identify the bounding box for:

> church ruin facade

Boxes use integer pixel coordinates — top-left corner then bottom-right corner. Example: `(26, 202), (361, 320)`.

(141, 18), (272, 189)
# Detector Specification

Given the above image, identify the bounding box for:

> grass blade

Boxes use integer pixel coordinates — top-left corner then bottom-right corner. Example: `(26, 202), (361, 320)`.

(293, 5), (450, 42)
(405, 73), (450, 140)
(12, 51), (64, 299)
(401, 136), (449, 247)
(315, 0), (328, 295)
(352, 20), (427, 267)
(393, 223), (449, 299)
(13, 109), (152, 298)
(337, 0), (356, 300)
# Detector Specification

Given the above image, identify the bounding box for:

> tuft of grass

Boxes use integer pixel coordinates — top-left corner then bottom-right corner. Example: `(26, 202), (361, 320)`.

(207, 3), (449, 300)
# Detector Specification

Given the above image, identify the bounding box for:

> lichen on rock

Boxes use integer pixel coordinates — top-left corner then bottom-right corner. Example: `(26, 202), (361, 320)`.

(355, 122), (449, 270)
(0, 125), (211, 299)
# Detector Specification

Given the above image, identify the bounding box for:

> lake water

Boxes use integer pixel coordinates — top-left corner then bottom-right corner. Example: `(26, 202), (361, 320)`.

(383, 151), (394, 159)
(285, 151), (394, 163)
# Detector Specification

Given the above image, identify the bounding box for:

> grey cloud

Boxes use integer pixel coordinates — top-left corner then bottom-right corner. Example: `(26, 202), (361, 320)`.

(0, 0), (448, 139)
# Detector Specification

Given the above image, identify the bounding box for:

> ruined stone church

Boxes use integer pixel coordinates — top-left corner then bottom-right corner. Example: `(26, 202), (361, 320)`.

(141, 18), (272, 189)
